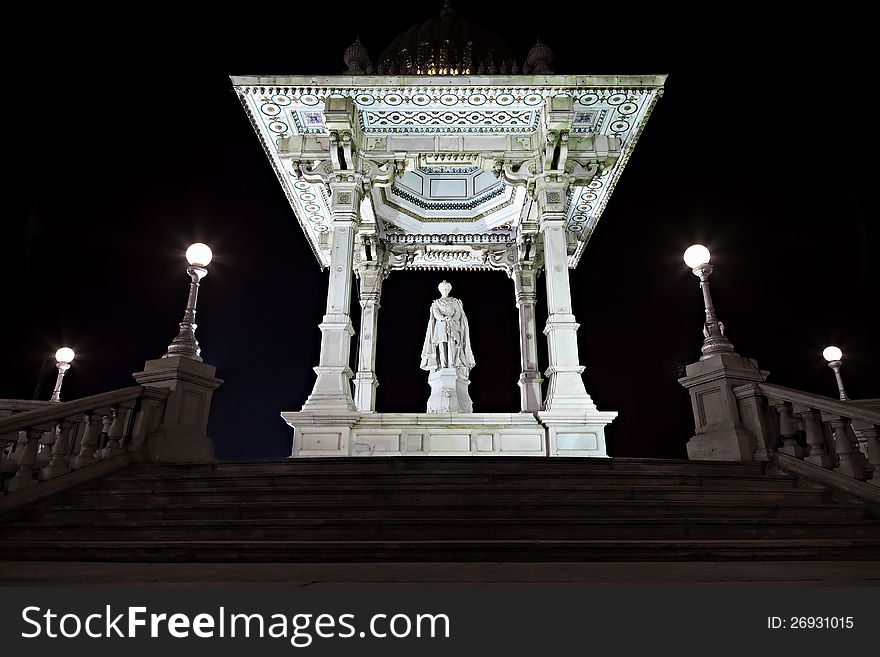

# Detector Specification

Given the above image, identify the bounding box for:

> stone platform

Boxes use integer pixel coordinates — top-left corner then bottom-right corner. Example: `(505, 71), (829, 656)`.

(281, 411), (615, 457)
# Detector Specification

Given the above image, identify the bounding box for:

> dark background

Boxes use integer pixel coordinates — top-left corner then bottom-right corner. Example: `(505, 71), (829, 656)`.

(3, 2), (876, 460)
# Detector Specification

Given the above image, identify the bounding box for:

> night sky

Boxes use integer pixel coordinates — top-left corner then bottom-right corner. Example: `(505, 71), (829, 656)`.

(5, 3), (876, 460)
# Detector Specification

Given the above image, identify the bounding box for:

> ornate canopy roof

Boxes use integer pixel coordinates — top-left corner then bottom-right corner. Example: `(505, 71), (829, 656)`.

(232, 74), (665, 270)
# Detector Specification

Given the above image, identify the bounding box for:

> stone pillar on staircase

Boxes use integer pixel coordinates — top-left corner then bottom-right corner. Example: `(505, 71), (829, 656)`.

(132, 356), (223, 463)
(679, 353), (770, 461)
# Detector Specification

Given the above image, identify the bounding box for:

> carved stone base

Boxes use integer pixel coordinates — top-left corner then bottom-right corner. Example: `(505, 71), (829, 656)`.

(538, 409), (617, 458)
(679, 352), (770, 462)
(686, 428), (758, 462)
(283, 411), (546, 457)
(426, 368), (473, 413)
(282, 410), (619, 458)
(132, 356), (223, 463)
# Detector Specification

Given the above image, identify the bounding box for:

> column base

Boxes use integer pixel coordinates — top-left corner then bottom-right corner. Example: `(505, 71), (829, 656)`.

(543, 366), (596, 412)
(517, 371), (544, 413)
(538, 409), (617, 457)
(426, 368), (473, 413)
(283, 410), (361, 457)
(353, 372), (378, 413)
(302, 366), (356, 412)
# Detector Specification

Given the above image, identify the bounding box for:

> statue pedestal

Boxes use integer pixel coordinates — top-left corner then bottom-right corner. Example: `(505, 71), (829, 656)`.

(282, 411), (548, 457)
(426, 368), (473, 413)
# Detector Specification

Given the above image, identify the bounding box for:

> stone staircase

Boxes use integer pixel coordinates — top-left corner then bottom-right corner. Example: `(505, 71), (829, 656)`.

(2, 457), (880, 562)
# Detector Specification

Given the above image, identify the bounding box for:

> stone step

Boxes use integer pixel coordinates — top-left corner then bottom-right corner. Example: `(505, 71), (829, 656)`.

(3, 538), (879, 562)
(5, 517), (879, 542)
(3, 456), (875, 565)
(76, 478), (821, 495)
(117, 459), (772, 479)
(19, 500), (870, 522)
(91, 473), (814, 491)
(52, 486), (834, 506)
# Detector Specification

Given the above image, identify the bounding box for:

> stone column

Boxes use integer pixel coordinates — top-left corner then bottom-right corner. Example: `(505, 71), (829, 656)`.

(535, 180), (616, 456)
(302, 182), (361, 412)
(353, 237), (385, 413)
(537, 182), (592, 412)
(511, 260), (543, 413)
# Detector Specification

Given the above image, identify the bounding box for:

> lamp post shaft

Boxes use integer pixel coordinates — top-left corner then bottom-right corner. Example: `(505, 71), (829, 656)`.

(49, 363), (70, 402)
(692, 264), (736, 359)
(828, 361), (849, 401)
(164, 266), (207, 361)
(699, 273), (720, 328)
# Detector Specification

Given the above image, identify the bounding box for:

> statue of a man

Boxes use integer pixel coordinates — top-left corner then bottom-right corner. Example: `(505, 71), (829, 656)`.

(420, 280), (476, 376)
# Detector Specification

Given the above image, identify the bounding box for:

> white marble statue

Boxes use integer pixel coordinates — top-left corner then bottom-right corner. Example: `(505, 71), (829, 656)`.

(420, 281), (476, 413)
(420, 280), (476, 375)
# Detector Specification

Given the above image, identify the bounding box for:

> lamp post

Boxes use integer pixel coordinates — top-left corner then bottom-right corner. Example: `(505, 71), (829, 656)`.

(683, 244), (736, 360)
(163, 242), (213, 362)
(822, 345), (848, 401)
(49, 347), (75, 402)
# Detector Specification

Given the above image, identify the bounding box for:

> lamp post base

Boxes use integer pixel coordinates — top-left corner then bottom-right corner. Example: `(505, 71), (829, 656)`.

(132, 356), (223, 462)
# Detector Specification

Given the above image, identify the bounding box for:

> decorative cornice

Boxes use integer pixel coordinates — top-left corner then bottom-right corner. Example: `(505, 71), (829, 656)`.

(233, 78), (665, 269)
(230, 74), (668, 89)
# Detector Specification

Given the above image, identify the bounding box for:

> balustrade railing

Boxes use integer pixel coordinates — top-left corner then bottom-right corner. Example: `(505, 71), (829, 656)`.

(0, 386), (169, 495)
(733, 382), (880, 488)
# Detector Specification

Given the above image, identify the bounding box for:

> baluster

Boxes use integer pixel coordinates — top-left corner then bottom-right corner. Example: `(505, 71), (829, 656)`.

(0, 432), (20, 473)
(42, 419), (76, 479)
(101, 407), (129, 458)
(845, 421), (871, 470)
(36, 428), (55, 468)
(860, 426), (880, 487)
(771, 400), (805, 458)
(69, 419), (86, 457)
(797, 408), (835, 468)
(829, 417), (866, 480)
(72, 412), (101, 469)
(95, 413), (114, 459)
(7, 428), (43, 492)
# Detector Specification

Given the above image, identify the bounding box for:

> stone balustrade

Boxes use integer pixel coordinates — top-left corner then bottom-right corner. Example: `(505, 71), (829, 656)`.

(0, 386), (170, 496)
(733, 382), (880, 488)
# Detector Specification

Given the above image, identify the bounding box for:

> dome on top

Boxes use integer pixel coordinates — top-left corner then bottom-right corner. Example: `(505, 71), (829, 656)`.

(375, 1), (517, 75)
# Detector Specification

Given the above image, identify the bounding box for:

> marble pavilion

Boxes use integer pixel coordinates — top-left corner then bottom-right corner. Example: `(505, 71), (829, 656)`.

(231, 5), (665, 457)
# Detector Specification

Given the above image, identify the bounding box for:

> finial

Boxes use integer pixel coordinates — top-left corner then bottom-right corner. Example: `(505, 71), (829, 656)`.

(344, 36), (371, 75)
(440, 0), (454, 20)
(526, 37), (554, 74)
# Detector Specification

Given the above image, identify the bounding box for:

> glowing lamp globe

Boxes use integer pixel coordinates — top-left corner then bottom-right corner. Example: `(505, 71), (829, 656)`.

(185, 243), (213, 267)
(683, 244), (711, 269)
(823, 346), (843, 362)
(55, 347), (75, 364)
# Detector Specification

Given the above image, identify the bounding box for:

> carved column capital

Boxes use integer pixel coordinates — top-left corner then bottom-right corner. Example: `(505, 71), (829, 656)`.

(535, 176), (569, 222)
